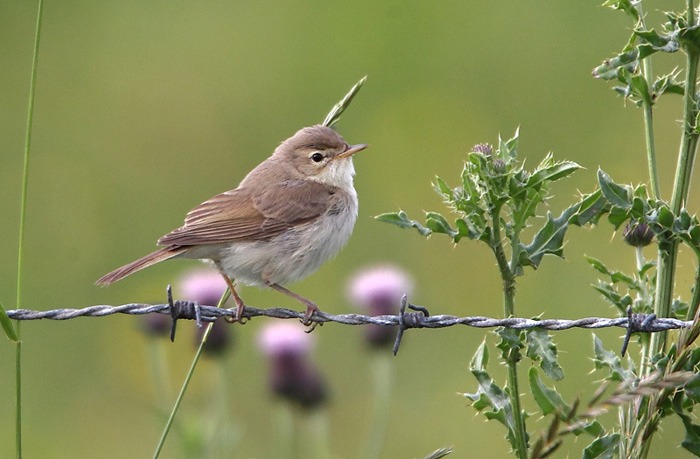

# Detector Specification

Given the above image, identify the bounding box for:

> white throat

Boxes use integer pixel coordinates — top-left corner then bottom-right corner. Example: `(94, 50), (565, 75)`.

(312, 157), (356, 190)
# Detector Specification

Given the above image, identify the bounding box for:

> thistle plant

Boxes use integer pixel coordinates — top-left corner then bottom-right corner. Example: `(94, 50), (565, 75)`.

(378, 132), (599, 457)
(378, 1), (700, 456)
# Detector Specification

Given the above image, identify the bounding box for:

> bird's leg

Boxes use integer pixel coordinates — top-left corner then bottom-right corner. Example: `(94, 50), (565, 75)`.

(266, 282), (319, 327)
(220, 275), (247, 323)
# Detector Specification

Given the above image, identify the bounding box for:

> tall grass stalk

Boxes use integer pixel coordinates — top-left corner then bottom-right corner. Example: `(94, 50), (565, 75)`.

(152, 290), (230, 459)
(14, 1), (45, 457)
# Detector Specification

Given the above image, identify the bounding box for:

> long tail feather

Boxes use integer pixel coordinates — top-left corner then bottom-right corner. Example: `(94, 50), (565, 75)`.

(96, 246), (186, 285)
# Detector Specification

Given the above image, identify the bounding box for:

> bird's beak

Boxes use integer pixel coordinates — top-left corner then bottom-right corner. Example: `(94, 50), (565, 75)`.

(338, 143), (368, 159)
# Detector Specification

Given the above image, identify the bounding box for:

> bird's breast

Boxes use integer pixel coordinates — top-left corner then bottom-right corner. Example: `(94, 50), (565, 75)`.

(218, 186), (358, 286)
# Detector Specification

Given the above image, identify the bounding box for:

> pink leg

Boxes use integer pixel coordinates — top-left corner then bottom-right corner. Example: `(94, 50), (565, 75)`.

(266, 282), (319, 326)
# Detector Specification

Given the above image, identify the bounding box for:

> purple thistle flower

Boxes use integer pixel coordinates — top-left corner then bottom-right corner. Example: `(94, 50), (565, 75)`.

(472, 143), (493, 156)
(179, 268), (228, 306)
(347, 265), (413, 348)
(258, 322), (328, 409)
(180, 268), (232, 355)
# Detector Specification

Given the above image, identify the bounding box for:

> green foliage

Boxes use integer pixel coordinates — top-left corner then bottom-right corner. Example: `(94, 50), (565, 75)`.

(528, 367), (569, 417)
(378, 2), (700, 456)
(676, 411), (700, 456)
(0, 301), (17, 342)
(586, 255), (653, 315)
(381, 130), (599, 457)
(378, 130), (584, 277)
(525, 328), (564, 381)
(593, 6), (693, 107)
(591, 167), (700, 324)
(592, 335), (636, 383)
(581, 434), (620, 459)
(463, 341), (521, 454)
(422, 447), (453, 459)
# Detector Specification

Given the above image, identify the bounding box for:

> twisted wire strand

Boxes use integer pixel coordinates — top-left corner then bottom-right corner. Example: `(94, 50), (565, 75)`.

(7, 295), (692, 355)
(5, 302), (690, 331)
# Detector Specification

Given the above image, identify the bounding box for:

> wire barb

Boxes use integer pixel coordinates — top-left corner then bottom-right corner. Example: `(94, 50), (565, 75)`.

(166, 285), (203, 342)
(393, 295), (432, 355)
(621, 306), (658, 356)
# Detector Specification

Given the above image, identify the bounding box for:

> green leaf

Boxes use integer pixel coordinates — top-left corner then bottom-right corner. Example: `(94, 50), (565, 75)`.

(375, 211), (432, 236)
(526, 328), (564, 381)
(585, 255), (611, 276)
(528, 367), (570, 416)
(684, 372), (700, 404)
(520, 205), (578, 269)
(628, 72), (652, 105)
(592, 281), (632, 314)
(654, 70), (684, 97)
(568, 190), (609, 227)
(425, 212), (458, 238)
(496, 327), (524, 361)
(593, 49), (639, 80)
(655, 205), (675, 229)
(674, 409), (700, 456)
(496, 129), (519, 163)
(422, 447), (453, 459)
(634, 28), (680, 53)
(592, 335), (635, 382)
(0, 300), (17, 342)
(470, 339), (489, 371)
(525, 155), (580, 190)
(607, 206), (631, 229)
(465, 341), (518, 451)
(580, 421), (606, 438)
(584, 256), (639, 290)
(597, 169), (632, 209)
(602, 0), (639, 19)
(433, 176), (453, 199)
(582, 434), (620, 459)
(509, 186), (544, 233)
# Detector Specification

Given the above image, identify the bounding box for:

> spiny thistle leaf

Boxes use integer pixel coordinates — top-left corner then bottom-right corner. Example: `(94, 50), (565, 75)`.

(375, 211), (432, 236)
(526, 328), (564, 381)
(528, 367), (570, 416)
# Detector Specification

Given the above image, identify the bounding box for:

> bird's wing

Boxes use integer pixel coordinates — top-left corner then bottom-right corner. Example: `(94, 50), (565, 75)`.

(157, 180), (334, 246)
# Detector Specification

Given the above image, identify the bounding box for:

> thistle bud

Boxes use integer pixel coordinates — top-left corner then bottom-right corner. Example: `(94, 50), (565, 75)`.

(623, 221), (654, 247)
(347, 265), (413, 349)
(257, 322), (328, 409)
(472, 143), (493, 156)
(492, 159), (506, 174)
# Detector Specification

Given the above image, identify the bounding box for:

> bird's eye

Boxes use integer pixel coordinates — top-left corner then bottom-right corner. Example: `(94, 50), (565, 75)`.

(310, 152), (324, 163)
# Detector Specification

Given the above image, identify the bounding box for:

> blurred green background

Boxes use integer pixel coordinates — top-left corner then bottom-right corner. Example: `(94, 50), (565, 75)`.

(1, 1), (697, 457)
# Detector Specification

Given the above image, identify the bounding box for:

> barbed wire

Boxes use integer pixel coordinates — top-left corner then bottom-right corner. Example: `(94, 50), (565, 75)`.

(5, 288), (694, 355)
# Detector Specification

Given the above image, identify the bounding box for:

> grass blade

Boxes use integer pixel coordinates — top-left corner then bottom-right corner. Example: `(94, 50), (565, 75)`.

(322, 76), (367, 128)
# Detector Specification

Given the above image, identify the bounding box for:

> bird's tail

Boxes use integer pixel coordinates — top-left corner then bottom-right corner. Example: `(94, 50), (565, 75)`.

(96, 246), (186, 285)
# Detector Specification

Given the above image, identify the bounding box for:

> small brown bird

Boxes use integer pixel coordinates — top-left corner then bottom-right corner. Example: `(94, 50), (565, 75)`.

(97, 125), (368, 323)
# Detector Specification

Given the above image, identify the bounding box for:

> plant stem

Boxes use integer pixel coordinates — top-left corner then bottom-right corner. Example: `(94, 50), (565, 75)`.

(686, 259), (700, 322)
(361, 352), (393, 459)
(636, 1), (661, 200)
(649, 5), (700, 366)
(490, 205), (528, 458)
(15, 1), (44, 457)
(636, 5), (700, 458)
(642, 103), (660, 200)
(503, 290), (527, 459)
(152, 290), (230, 459)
